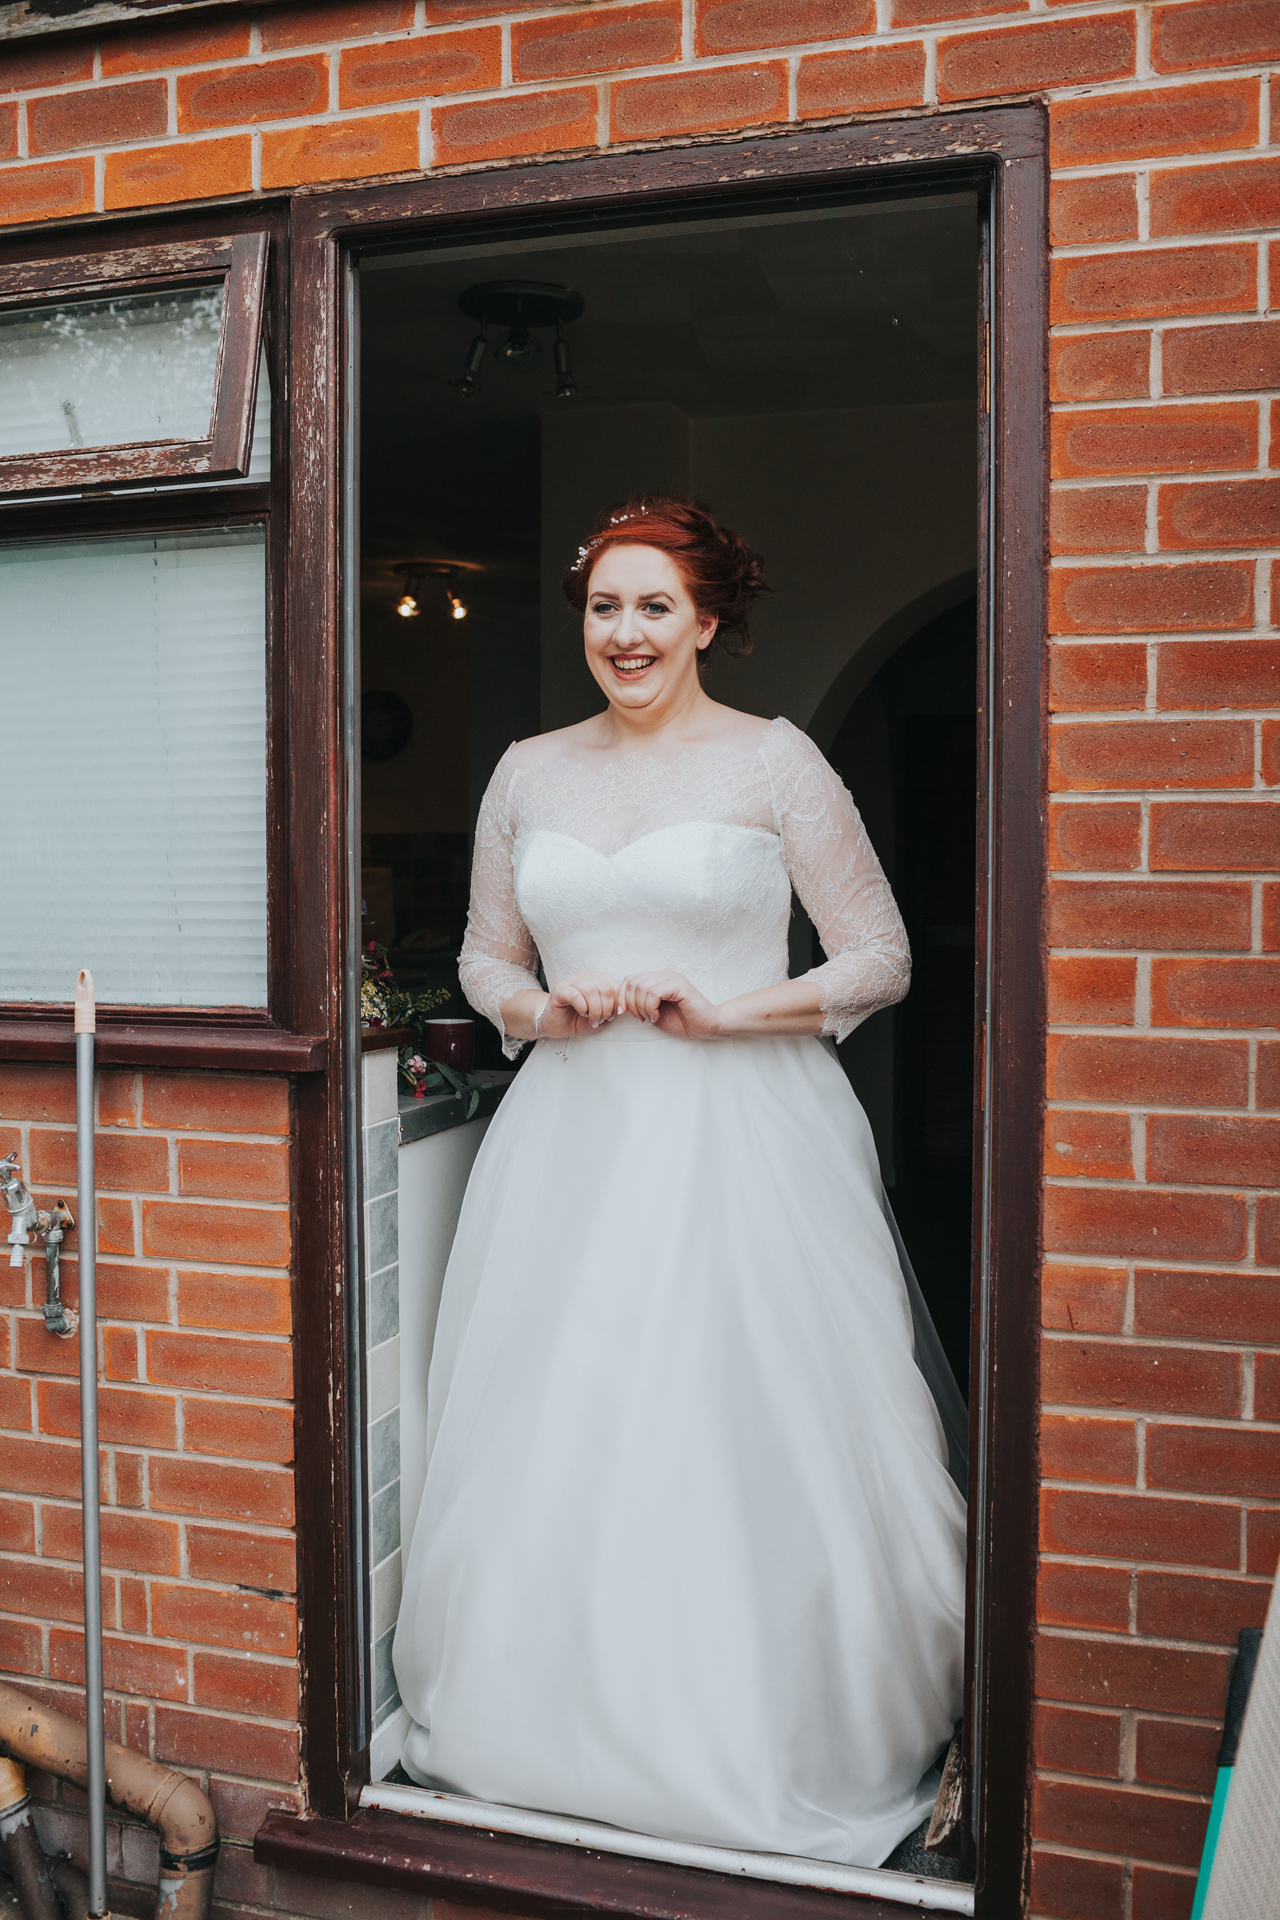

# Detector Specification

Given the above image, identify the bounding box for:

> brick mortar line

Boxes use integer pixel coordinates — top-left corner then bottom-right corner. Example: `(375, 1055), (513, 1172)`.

(1049, 630), (1280, 647)
(22, 1185), (290, 1212)
(4, 19), (1279, 102)
(1042, 1332), (1280, 1355)
(1050, 397), (1280, 418)
(1043, 1405), (1280, 1420)
(1037, 1708), (1235, 1730)
(1039, 1534), (1280, 1554)
(1052, 312), (1275, 341)
(1043, 1052), (1274, 1067)
(1031, 1840), (1198, 1865)
(5, 1320), (295, 1336)
(0, 12), (1205, 107)
(1051, 547), (1280, 565)
(24, 1497), (296, 1533)
(1033, 1771), (1211, 1806)
(1053, 793), (1279, 807)
(1050, 527), (1280, 547)
(1050, 146), (1280, 185)
(1048, 879), (1279, 891)
(0, 1660), (299, 1721)
(1050, 701), (1280, 715)
(0, 1605), (301, 1668)
(1044, 1171), (1280, 1189)
(1050, 230), (1280, 262)
(1038, 1623), (1258, 1653)
(1052, 213), (1280, 255)
(6, 1373), (296, 1408)
(6, 37), (1280, 162)
(1042, 1405), (1280, 1427)
(54, 1128), (292, 1145)
(1036, 1516), (1273, 1543)
(1047, 948), (1276, 962)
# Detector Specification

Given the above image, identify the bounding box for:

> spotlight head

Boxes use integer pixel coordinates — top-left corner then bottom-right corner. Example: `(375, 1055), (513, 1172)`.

(498, 325), (534, 365)
(553, 330), (577, 401)
(397, 593), (419, 619)
(451, 329), (488, 396)
(447, 590), (468, 621)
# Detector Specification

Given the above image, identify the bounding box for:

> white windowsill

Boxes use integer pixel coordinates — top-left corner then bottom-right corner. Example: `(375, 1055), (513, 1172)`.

(359, 1780), (975, 1915)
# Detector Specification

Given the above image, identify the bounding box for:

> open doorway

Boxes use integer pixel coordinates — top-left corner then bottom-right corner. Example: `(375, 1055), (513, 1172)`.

(354, 182), (982, 1894)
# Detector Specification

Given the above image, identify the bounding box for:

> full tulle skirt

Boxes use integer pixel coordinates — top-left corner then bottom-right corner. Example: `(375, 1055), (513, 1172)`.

(392, 1020), (968, 1868)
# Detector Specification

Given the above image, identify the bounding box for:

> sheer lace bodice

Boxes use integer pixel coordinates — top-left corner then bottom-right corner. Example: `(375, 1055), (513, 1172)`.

(458, 715), (910, 1056)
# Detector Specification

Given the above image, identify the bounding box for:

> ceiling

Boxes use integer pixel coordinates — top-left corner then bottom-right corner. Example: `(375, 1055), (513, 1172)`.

(358, 190), (980, 601)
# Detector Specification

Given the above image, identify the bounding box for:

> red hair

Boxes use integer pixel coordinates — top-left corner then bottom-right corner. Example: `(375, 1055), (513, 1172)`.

(562, 493), (770, 660)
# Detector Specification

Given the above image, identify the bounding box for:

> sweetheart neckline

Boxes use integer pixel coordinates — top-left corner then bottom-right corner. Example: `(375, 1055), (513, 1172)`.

(513, 822), (782, 861)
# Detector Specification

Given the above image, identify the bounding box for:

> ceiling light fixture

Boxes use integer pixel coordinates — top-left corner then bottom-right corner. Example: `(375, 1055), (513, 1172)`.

(452, 280), (584, 400)
(393, 560), (474, 623)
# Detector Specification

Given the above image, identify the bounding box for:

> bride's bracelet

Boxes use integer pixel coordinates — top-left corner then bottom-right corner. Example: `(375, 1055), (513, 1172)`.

(534, 994), (551, 1040)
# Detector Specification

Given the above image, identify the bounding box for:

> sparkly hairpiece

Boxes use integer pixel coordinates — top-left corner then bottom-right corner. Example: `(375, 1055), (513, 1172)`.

(571, 507), (650, 572)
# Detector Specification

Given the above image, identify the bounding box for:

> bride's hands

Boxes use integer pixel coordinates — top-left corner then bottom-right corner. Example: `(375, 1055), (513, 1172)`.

(621, 971), (723, 1039)
(540, 970), (624, 1037)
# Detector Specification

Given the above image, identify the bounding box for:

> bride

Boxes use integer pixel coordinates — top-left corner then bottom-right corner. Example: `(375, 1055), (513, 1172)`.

(392, 494), (968, 1869)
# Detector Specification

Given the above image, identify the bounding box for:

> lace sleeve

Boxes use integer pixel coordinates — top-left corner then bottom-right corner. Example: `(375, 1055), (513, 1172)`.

(458, 748), (542, 1061)
(761, 719), (911, 1045)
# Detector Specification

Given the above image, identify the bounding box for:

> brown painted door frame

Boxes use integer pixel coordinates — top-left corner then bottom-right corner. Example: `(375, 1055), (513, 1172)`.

(286, 103), (1048, 1917)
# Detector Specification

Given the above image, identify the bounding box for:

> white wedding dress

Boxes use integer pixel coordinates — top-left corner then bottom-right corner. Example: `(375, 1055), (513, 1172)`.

(392, 716), (967, 1868)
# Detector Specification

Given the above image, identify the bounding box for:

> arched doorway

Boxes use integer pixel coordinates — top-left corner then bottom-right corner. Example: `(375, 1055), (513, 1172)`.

(827, 598), (978, 1394)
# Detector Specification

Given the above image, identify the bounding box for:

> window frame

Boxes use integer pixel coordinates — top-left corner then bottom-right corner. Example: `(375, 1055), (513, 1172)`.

(0, 230), (268, 494)
(0, 205), (326, 1073)
(263, 104), (1047, 1920)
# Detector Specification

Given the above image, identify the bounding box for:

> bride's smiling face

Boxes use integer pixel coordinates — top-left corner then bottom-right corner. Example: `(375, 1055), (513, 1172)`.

(583, 545), (718, 717)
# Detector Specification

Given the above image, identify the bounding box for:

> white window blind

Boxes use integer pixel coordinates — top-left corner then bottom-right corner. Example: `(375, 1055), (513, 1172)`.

(0, 285), (224, 457)
(0, 528), (268, 1007)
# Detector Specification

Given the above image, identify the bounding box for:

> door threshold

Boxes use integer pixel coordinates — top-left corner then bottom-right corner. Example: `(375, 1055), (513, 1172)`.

(359, 1781), (975, 1915)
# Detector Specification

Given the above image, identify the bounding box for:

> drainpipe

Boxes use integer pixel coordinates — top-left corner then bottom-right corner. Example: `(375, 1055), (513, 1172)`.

(74, 969), (107, 1917)
(0, 1757), (61, 1920)
(0, 1679), (219, 1920)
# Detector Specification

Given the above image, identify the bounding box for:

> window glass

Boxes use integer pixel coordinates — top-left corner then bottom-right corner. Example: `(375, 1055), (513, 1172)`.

(244, 349), (271, 482)
(0, 284), (224, 456)
(0, 527), (268, 1006)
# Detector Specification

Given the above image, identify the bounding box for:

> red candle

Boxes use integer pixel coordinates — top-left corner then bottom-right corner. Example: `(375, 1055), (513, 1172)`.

(424, 1018), (474, 1072)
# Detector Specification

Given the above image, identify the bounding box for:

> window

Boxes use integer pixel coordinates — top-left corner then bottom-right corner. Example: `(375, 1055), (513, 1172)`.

(1, 528), (268, 1007)
(0, 219), (293, 1041)
(0, 233), (267, 494)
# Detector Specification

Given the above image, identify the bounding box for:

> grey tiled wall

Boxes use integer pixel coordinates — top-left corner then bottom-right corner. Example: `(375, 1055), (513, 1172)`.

(362, 1048), (403, 1736)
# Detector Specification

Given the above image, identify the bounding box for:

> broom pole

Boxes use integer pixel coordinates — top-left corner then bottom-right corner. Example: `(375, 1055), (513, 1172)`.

(75, 969), (107, 1917)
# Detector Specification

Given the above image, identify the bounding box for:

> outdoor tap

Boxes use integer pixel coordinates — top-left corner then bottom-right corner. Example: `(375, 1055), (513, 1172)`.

(1, 1151), (34, 1268)
(41, 1201), (76, 1337)
(0, 1151), (76, 1335)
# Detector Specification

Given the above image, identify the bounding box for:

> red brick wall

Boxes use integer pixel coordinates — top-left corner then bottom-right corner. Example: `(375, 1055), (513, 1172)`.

(0, 1063), (302, 1901)
(3, 1), (1280, 1915)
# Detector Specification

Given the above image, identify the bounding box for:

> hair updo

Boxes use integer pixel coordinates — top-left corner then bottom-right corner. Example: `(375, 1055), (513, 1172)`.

(561, 492), (770, 660)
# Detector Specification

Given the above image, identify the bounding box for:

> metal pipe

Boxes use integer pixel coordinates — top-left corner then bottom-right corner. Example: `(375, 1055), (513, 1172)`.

(0, 1678), (219, 1920)
(0, 1153), (75, 1336)
(51, 1859), (92, 1920)
(74, 968), (106, 1918)
(0, 1756), (61, 1920)
(41, 1202), (74, 1337)
(0, 1153), (35, 1269)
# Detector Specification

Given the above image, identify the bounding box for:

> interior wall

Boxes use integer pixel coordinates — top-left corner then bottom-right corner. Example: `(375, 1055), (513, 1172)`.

(362, 599), (470, 835)
(538, 399), (975, 737)
(540, 401), (689, 731)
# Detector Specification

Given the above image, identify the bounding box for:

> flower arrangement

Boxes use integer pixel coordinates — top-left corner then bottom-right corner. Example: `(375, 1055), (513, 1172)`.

(360, 942), (481, 1116)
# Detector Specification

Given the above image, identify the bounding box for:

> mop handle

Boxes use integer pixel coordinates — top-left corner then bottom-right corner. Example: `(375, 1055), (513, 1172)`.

(74, 971), (107, 1918)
